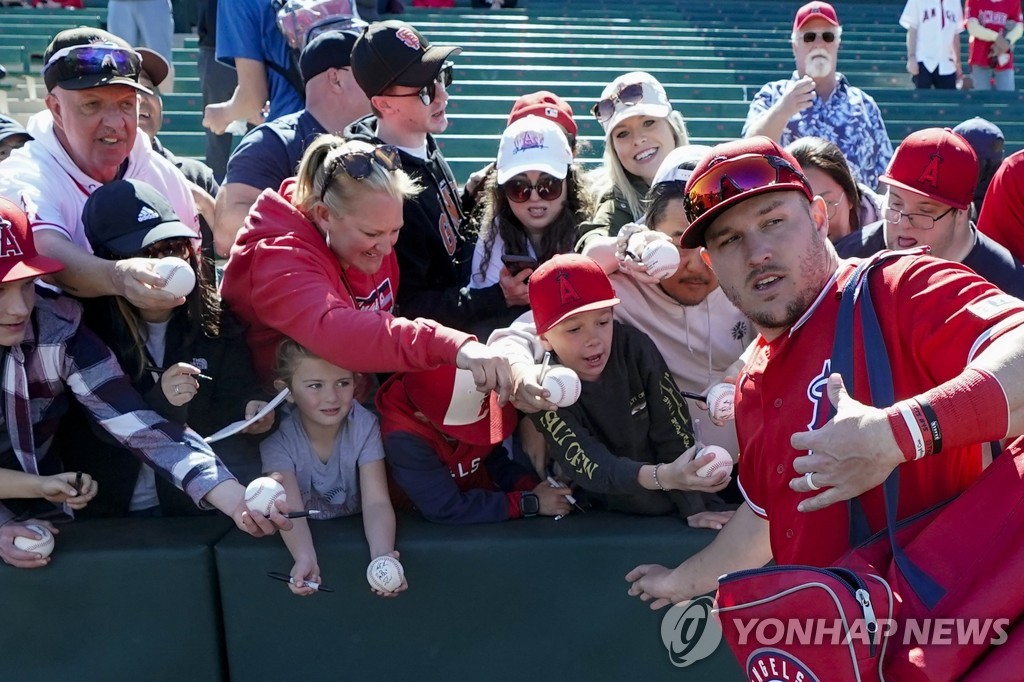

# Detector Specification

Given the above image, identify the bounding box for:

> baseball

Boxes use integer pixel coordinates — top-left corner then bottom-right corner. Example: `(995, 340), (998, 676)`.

(695, 445), (734, 478)
(152, 256), (196, 297)
(366, 555), (405, 593)
(542, 366), (582, 408)
(244, 477), (287, 516)
(14, 523), (54, 558)
(705, 382), (736, 422)
(640, 240), (681, 280)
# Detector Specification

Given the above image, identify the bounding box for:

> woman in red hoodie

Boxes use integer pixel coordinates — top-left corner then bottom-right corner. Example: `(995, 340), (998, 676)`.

(221, 136), (512, 399)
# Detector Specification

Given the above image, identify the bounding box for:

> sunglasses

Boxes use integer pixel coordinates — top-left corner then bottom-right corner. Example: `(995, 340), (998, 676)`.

(591, 82), (646, 123)
(503, 174), (564, 203)
(801, 31), (838, 43)
(384, 62), (453, 106)
(684, 154), (811, 224)
(320, 145), (403, 201)
(139, 237), (193, 261)
(43, 43), (142, 83)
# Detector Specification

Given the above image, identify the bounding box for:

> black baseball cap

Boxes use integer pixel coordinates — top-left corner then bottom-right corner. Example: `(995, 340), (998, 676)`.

(42, 27), (150, 94)
(351, 20), (461, 97)
(299, 29), (360, 84)
(83, 179), (195, 258)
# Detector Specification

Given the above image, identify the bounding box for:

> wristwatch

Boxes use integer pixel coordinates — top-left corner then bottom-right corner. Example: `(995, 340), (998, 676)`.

(519, 492), (540, 517)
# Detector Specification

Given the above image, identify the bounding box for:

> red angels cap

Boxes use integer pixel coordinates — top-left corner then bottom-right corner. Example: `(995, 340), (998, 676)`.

(507, 91), (578, 137)
(681, 136), (812, 248)
(401, 365), (517, 446)
(793, 1), (840, 32)
(529, 254), (620, 335)
(880, 128), (978, 211)
(0, 198), (64, 283)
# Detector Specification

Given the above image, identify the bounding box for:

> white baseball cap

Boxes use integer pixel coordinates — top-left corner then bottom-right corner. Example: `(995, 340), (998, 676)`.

(593, 71), (672, 135)
(652, 144), (713, 187)
(495, 115), (573, 184)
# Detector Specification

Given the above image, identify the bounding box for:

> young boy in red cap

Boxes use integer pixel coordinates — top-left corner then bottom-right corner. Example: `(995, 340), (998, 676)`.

(521, 253), (733, 524)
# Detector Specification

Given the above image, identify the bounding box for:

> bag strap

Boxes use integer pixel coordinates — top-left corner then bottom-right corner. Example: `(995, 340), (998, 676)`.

(829, 253), (947, 609)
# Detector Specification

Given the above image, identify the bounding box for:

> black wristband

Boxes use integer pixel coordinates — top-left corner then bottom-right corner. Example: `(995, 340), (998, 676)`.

(917, 399), (942, 455)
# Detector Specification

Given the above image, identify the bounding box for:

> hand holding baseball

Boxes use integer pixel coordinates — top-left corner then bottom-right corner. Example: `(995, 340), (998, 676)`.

(0, 520), (58, 569)
(659, 444), (732, 493)
(508, 362), (559, 413)
(161, 362), (201, 406)
(703, 382), (736, 426)
(367, 551), (408, 598)
(114, 258), (186, 311)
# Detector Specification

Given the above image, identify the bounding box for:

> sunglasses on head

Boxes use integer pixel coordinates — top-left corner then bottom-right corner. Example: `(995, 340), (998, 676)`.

(684, 154), (811, 223)
(591, 82), (646, 123)
(43, 43), (142, 83)
(320, 145), (403, 201)
(139, 237), (192, 261)
(801, 31), (837, 43)
(384, 62), (453, 106)
(503, 173), (564, 203)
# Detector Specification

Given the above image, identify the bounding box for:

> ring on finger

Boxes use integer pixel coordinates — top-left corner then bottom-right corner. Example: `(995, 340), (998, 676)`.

(805, 471), (821, 491)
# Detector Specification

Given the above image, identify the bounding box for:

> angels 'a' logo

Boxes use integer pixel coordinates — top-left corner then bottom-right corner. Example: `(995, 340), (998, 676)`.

(395, 27), (420, 50)
(805, 359), (832, 432)
(0, 217), (24, 259)
(918, 153), (943, 188)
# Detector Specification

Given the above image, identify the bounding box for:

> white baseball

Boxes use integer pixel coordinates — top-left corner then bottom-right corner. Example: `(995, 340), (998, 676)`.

(366, 555), (405, 593)
(14, 523), (54, 558)
(152, 256), (196, 297)
(705, 382), (735, 422)
(641, 240), (681, 280)
(542, 366), (582, 408)
(244, 477), (287, 516)
(695, 445), (734, 478)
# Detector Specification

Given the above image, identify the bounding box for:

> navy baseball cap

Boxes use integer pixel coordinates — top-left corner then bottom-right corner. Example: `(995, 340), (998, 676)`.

(299, 29), (360, 84)
(84, 179), (195, 258)
(0, 114), (31, 146)
(953, 117), (1005, 164)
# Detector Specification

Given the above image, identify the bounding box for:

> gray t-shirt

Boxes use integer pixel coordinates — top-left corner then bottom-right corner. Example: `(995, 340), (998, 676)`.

(260, 401), (385, 519)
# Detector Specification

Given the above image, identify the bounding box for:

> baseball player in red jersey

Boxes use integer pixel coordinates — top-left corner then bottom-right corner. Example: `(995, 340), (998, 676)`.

(626, 136), (1024, 606)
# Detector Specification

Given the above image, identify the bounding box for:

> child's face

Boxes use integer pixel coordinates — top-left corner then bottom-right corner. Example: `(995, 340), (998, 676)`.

(540, 307), (614, 382)
(287, 357), (355, 430)
(505, 170), (567, 232)
(0, 277), (36, 346)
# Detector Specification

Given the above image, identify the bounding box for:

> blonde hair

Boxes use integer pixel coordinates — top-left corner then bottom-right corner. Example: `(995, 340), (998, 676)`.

(293, 135), (422, 218)
(600, 110), (690, 220)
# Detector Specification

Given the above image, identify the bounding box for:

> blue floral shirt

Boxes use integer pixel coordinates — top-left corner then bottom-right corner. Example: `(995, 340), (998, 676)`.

(743, 72), (894, 189)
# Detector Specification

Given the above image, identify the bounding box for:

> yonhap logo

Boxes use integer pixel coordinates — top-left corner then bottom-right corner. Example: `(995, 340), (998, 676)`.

(660, 596), (723, 667)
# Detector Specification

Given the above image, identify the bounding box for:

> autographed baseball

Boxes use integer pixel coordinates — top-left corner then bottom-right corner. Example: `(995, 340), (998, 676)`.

(695, 445), (734, 478)
(641, 240), (681, 280)
(14, 523), (54, 558)
(244, 477), (287, 516)
(366, 555), (405, 593)
(705, 382), (736, 422)
(152, 256), (196, 297)
(542, 366), (582, 408)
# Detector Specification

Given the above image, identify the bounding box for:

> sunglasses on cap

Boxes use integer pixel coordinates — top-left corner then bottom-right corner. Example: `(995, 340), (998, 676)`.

(384, 62), (453, 106)
(801, 31), (838, 43)
(590, 82), (646, 123)
(320, 145), (403, 201)
(43, 43), (142, 82)
(684, 154), (811, 223)
(503, 173), (564, 203)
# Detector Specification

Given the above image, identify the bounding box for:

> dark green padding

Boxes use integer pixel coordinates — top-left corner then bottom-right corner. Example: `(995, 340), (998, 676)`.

(0, 517), (233, 682)
(215, 511), (744, 681)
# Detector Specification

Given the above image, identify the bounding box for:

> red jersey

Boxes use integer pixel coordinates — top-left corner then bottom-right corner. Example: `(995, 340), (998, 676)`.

(978, 149), (1024, 263)
(736, 255), (1024, 567)
(966, 0), (1024, 69)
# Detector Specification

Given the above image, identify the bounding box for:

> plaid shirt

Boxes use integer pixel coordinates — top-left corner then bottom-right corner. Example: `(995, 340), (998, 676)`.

(743, 72), (894, 189)
(0, 290), (234, 525)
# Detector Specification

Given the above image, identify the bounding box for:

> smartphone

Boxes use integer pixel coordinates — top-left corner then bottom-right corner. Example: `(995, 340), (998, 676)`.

(501, 254), (540, 276)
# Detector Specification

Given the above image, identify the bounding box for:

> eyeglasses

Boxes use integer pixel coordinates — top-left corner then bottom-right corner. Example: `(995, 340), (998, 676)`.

(684, 154), (811, 223)
(591, 82), (646, 123)
(139, 237), (192, 261)
(503, 174), (564, 203)
(320, 145), (403, 201)
(43, 43), (142, 83)
(383, 62), (453, 106)
(801, 31), (838, 43)
(884, 205), (955, 230)
(823, 193), (845, 220)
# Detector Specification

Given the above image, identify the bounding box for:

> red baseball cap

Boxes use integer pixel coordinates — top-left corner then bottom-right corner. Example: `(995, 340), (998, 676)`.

(880, 128), (978, 211)
(681, 136), (813, 248)
(793, 1), (840, 32)
(401, 365), (517, 446)
(529, 254), (619, 335)
(0, 198), (64, 283)
(507, 91), (578, 138)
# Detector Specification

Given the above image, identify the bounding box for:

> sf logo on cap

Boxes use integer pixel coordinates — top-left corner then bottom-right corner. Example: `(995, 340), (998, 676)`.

(395, 27), (420, 50)
(0, 217), (24, 259)
(918, 153), (943, 189)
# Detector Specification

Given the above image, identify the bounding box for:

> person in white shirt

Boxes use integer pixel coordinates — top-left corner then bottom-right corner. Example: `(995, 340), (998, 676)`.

(901, 0), (965, 89)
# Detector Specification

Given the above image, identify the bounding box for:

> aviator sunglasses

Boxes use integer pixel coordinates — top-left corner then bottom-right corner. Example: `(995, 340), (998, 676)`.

(591, 82), (646, 123)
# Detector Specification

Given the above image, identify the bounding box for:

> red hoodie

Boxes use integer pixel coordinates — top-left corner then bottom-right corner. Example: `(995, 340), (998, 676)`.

(220, 181), (472, 385)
